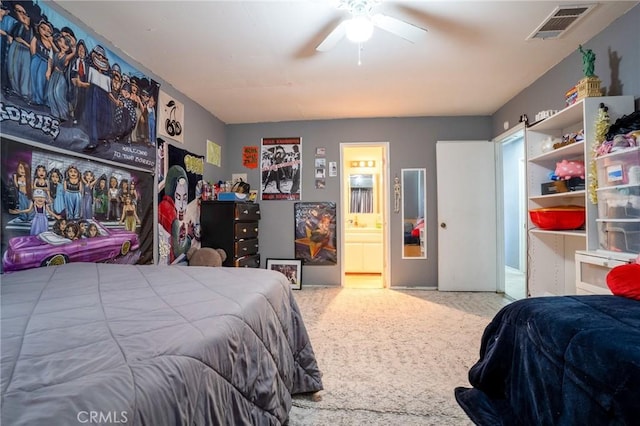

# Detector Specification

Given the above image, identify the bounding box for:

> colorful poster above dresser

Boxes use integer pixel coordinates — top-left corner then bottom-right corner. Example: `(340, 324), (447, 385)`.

(157, 144), (203, 265)
(261, 137), (301, 200)
(294, 201), (337, 265)
(1, 139), (154, 274)
(0, 1), (159, 171)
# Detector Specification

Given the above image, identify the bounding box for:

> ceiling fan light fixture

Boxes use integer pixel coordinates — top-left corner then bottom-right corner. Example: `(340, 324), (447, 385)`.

(345, 16), (374, 43)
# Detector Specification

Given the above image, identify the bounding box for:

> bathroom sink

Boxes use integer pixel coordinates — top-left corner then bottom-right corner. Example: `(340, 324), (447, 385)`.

(345, 228), (382, 243)
(346, 227), (380, 232)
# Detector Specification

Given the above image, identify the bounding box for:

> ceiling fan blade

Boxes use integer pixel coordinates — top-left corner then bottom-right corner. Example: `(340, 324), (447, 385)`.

(316, 20), (348, 52)
(371, 13), (427, 43)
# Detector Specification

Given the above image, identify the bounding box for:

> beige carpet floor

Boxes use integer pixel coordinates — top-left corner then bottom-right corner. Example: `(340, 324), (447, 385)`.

(289, 287), (511, 425)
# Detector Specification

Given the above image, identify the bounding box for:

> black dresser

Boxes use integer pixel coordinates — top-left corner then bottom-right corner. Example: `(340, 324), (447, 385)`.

(200, 201), (261, 267)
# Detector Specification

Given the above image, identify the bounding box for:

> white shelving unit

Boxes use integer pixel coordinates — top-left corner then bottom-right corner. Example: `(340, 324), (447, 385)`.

(525, 96), (634, 297)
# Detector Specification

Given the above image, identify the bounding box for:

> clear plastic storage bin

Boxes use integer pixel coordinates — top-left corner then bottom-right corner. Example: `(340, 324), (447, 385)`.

(597, 219), (640, 253)
(596, 146), (640, 187)
(596, 184), (640, 219)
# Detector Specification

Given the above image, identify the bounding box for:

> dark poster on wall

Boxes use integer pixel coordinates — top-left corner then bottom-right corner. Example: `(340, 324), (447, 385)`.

(261, 137), (301, 200)
(294, 201), (337, 265)
(157, 143), (203, 265)
(1, 138), (154, 274)
(0, 1), (159, 171)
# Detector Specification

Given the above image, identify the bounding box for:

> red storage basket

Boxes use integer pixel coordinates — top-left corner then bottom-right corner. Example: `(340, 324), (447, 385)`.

(529, 206), (585, 230)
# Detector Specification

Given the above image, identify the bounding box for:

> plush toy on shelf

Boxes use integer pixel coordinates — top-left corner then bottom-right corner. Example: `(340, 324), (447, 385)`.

(555, 159), (585, 180)
(186, 246), (227, 267)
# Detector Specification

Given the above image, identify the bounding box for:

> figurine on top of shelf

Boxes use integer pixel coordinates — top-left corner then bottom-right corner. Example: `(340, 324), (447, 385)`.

(579, 45), (596, 77)
(576, 45), (602, 100)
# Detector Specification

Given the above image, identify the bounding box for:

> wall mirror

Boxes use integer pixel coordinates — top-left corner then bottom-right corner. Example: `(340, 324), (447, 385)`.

(349, 174), (375, 213)
(401, 168), (426, 259)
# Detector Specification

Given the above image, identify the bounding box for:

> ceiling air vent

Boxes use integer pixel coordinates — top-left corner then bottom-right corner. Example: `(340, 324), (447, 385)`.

(527, 4), (596, 40)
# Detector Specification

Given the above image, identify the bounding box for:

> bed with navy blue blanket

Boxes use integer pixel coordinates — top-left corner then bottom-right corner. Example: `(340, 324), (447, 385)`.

(455, 295), (640, 425)
(1, 263), (323, 425)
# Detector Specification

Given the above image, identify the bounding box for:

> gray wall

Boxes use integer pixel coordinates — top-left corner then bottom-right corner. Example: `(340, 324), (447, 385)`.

(492, 4), (639, 137)
(52, 2), (638, 287)
(226, 117), (492, 287)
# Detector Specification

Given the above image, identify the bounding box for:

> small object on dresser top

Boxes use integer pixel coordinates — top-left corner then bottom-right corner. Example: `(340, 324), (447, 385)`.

(217, 192), (249, 201)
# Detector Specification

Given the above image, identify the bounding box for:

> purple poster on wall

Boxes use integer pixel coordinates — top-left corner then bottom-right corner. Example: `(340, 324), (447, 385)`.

(0, 1), (159, 170)
(1, 139), (154, 274)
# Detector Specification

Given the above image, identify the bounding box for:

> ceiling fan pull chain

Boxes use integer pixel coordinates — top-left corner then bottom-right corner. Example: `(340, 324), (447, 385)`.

(358, 42), (363, 66)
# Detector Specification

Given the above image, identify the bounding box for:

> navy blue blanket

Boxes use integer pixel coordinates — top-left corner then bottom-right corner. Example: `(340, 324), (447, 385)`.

(455, 295), (640, 425)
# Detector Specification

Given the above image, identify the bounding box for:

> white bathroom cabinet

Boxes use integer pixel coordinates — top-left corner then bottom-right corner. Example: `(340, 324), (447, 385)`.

(526, 96), (634, 296)
(344, 230), (383, 273)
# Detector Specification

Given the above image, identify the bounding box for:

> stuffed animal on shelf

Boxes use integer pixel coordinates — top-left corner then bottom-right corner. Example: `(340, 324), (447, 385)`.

(186, 246), (227, 267)
(555, 159), (585, 180)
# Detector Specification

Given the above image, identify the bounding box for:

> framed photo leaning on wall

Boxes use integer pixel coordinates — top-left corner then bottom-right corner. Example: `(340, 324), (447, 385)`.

(266, 258), (302, 290)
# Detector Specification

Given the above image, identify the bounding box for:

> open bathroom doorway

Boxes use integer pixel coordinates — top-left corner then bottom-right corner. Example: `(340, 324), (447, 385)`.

(340, 142), (390, 288)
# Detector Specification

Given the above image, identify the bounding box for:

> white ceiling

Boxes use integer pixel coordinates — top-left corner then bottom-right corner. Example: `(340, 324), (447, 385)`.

(55, 1), (638, 124)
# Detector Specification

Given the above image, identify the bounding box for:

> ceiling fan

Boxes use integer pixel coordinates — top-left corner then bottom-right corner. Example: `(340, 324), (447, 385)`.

(316, 0), (428, 52)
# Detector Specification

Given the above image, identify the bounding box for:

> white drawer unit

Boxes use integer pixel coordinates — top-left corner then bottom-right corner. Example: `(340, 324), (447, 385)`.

(575, 250), (636, 295)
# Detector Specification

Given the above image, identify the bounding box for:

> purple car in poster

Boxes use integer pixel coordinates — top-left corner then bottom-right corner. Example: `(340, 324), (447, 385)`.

(2, 220), (140, 273)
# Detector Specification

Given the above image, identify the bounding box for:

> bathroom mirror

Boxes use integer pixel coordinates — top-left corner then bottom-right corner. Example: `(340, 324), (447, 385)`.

(401, 168), (426, 259)
(349, 174), (375, 213)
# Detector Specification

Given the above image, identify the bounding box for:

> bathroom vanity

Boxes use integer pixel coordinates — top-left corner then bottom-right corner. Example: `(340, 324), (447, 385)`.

(344, 228), (383, 273)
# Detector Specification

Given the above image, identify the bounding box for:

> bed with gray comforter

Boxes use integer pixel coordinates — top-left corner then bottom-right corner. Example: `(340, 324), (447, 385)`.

(1, 263), (323, 425)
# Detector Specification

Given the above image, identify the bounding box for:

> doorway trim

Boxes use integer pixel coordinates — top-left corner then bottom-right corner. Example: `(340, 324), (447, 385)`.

(493, 123), (527, 299)
(340, 142), (390, 288)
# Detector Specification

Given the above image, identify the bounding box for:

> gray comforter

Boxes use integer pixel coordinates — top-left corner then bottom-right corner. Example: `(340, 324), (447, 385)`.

(1, 263), (323, 425)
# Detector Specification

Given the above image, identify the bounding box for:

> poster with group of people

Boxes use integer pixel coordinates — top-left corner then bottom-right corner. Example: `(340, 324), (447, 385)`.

(1, 1), (159, 169)
(261, 137), (301, 201)
(1, 1), (158, 272)
(1, 139), (154, 273)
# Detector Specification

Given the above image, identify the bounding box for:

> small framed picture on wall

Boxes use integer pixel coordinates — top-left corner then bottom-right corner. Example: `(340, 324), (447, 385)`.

(266, 258), (302, 290)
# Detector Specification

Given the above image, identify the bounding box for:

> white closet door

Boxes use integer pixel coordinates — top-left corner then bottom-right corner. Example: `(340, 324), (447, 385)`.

(437, 141), (497, 291)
